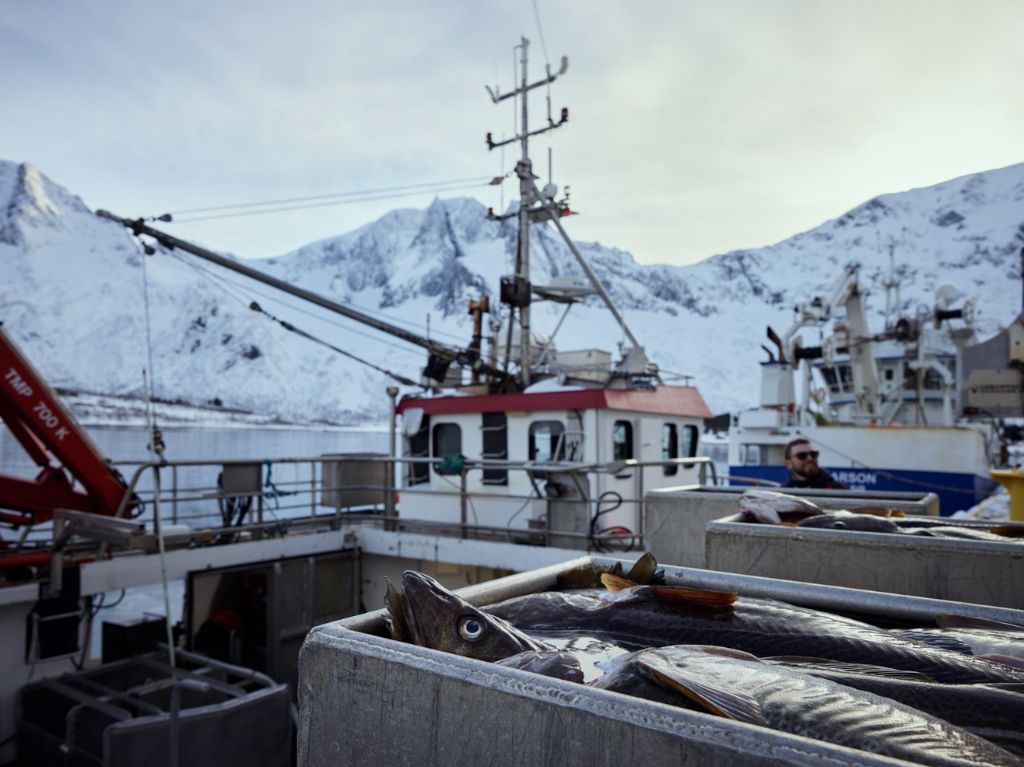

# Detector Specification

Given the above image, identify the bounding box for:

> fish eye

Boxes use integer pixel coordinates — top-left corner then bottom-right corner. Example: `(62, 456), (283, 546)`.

(458, 616), (484, 641)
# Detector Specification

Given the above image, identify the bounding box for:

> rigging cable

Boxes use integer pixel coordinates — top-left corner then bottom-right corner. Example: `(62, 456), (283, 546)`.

(167, 249), (470, 349)
(249, 301), (420, 387)
(162, 176), (495, 216)
(165, 247), (421, 385)
(166, 181), (493, 224)
(165, 249), (423, 367)
(139, 244), (177, 668)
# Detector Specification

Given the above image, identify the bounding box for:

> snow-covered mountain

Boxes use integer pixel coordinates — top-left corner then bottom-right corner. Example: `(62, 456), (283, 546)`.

(1, 160), (1022, 425)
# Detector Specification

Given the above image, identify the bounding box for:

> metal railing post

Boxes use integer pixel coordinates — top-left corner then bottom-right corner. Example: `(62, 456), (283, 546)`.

(460, 470), (468, 539)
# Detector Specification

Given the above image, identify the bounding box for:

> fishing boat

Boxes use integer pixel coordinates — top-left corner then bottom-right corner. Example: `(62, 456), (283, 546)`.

(0, 37), (716, 764)
(727, 263), (1017, 513)
(2, 32), (1020, 766)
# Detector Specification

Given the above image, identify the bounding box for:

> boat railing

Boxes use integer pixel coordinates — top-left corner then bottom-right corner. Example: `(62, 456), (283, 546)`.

(28, 453), (722, 556)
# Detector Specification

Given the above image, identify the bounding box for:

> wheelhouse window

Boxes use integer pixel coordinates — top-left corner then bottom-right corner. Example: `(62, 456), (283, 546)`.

(529, 420), (565, 462)
(741, 443), (784, 466)
(408, 414), (431, 485)
(481, 412), (508, 485)
(432, 422), (462, 474)
(682, 424), (699, 458)
(612, 420), (633, 461)
(662, 423), (679, 476)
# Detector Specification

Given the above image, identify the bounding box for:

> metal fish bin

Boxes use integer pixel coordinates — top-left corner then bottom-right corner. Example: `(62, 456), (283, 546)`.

(297, 556), (1024, 767)
(644, 486), (939, 570)
(705, 514), (1024, 608)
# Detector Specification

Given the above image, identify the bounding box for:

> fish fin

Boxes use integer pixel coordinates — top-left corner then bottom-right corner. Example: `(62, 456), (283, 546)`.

(600, 574), (736, 607)
(647, 585), (738, 607)
(625, 552), (658, 584)
(383, 577), (408, 642)
(989, 524), (1024, 538)
(601, 573), (639, 592)
(684, 646), (763, 663)
(978, 654), (1024, 670)
(766, 656), (936, 681)
(936, 614), (1024, 632)
(557, 564), (606, 589)
(853, 506), (901, 518)
(639, 657), (767, 726)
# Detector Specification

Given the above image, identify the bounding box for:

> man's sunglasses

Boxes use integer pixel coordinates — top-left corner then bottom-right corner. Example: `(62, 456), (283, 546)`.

(792, 450), (820, 460)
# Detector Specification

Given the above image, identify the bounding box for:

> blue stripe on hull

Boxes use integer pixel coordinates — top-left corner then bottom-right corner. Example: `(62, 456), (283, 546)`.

(728, 466), (996, 516)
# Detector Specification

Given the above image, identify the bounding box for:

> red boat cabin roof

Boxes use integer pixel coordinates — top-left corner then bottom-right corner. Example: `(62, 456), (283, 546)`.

(397, 386), (712, 419)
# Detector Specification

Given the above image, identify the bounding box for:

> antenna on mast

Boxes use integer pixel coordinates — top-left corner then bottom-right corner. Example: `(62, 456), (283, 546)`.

(484, 37), (570, 387)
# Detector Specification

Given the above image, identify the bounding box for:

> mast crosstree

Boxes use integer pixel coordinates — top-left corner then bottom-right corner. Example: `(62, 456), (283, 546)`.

(484, 37), (648, 386)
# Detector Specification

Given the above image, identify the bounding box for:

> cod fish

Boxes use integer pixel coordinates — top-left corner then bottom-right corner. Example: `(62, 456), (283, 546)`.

(487, 587), (1024, 684)
(904, 526), (1018, 542)
(384, 571), (548, 661)
(892, 615), (1024, 668)
(738, 489), (823, 524)
(592, 645), (1022, 767)
(767, 656), (1024, 755)
(797, 510), (902, 533)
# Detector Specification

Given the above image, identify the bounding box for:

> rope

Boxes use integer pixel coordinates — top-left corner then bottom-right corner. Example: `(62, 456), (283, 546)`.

(140, 244), (175, 668)
(263, 459), (296, 511)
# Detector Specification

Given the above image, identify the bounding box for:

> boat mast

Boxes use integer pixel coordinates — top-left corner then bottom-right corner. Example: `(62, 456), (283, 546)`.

(486, 37), (568, 386)
(516, 41), (533, 385)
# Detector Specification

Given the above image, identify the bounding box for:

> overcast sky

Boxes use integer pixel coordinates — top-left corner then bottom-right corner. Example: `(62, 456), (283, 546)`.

(3, 1), (1021, 266)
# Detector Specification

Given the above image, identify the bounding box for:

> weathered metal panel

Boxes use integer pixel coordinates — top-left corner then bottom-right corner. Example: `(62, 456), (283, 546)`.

(706, 513), (1024, 608)
(297, 557), (1022, 767)
(644, 486), (937, 569)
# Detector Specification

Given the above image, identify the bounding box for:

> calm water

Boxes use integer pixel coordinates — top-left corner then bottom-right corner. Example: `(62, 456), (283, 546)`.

(0, 424), (389, 477)
(0, 424), (389, 658)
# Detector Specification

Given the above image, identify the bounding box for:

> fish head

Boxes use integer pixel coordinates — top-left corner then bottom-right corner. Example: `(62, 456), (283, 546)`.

(393, 570), (548, 661)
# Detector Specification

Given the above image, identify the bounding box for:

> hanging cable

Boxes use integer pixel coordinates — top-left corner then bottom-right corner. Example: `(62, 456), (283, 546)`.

(167, 181), (492, 224)
(531, 0), (551, 67)
(162, 176), (494, 216)
(164, 247), (423, 383)
(249, 301), (420, 387)
(139, 245), (176, 668)
(167, 249), (469, 348)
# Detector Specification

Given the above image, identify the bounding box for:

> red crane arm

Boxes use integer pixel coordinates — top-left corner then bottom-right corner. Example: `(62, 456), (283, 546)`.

(0, 325), (129, 524)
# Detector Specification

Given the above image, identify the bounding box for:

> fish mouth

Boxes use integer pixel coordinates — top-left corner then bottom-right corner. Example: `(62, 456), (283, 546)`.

(399, 570), (465, 647)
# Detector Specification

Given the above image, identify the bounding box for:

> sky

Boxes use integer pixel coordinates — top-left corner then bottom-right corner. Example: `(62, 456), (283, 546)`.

(2, 1), (1022, 266)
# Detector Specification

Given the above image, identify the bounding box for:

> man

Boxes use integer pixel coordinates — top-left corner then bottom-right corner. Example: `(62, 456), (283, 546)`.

(783, 438), (848, 489)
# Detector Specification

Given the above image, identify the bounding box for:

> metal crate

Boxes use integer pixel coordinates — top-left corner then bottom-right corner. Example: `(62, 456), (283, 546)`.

(298, 556), (1024, 766)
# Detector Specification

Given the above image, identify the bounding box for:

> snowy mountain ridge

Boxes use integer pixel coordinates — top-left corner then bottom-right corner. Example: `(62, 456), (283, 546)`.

(1, 159), (1022, 425)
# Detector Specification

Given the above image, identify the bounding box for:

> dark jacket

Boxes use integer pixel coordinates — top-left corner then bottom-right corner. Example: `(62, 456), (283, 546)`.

(784, 469), (849, 490)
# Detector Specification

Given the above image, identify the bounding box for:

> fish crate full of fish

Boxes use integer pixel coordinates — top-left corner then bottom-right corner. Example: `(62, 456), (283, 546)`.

(705, 490), (1024, 608)
(297, 554), (1024, 767)
(644, 485), (939, 570)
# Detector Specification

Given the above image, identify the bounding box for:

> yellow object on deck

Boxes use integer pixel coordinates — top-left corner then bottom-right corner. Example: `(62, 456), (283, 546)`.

(989, 468), (1024, 522)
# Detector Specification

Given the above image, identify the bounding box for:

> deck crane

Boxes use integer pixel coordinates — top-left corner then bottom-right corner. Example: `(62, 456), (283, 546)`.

(95, 211), (520, 392)
(0, 325), (133, 553)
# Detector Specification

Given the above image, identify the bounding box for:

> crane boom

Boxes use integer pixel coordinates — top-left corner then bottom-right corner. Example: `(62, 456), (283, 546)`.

(96, 211), (515, 388)
(0, 325), (130, 525)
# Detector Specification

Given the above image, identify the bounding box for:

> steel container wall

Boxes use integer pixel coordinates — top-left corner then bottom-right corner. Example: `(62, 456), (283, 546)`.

(705, 513), (1024, 608)
(644, 486), (938, 569)
(297, 556), (1024, 767)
